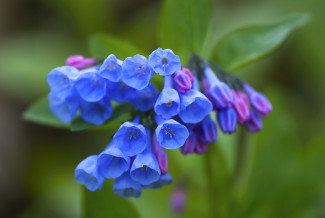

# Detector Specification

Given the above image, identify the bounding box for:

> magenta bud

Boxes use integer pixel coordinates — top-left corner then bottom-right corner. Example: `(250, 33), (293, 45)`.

(152, 133), (168, 174)
(174, 70), (192, 93)
(170, 188), (186, 214)
(66, 55), (97, 70)
(244, 84), (272, 117)
(231, 90), (250, 124)
(245, 110), (263, 132)
(181, 67), (194, 83)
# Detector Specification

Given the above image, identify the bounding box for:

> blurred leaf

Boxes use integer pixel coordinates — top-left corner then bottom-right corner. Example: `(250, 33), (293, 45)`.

(158, 0), (210, 62)
(23, 96), (69, 129)
(211, 13), (310, 71)
(82, 181), (141, 218)
(89, 33), (145, 59)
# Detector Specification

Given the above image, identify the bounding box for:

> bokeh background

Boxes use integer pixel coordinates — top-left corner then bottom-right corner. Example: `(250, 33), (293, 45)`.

(0, 0), (324, 217)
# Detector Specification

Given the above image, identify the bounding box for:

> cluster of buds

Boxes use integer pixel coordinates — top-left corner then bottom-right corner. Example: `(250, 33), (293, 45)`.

(46, 49), (272, 198)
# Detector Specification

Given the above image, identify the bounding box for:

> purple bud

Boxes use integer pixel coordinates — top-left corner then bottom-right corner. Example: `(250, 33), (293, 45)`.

(152, 133), (168, 174)
(217, 107), (237, 134)
(244, 84), (272, 117)
(66, 55), (97, 70)
(181, 67), (194, 83)
(174, 70), (192, 93)
(170, 188), (186, 214)
(180, 130), (196, 155)
(194, 140), (207, 154)
(245, 110), (263, 132)
(200, 115), (217, 143)
(231, 90), (250, 124)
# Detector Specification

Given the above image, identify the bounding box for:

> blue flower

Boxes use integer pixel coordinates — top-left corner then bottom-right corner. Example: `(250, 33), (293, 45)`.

(75, 155), (105, 191)
(148, 48), (181, 76)
(75, 67), (107, 102)
(47, 66), (80, 99)
(97, 142), (130, 179)
(113, 171), (142, 198)
(48, 90), (80, 123)
(155, 117), (189, 149)
(199, 115), (217, 143)
(204, 66), (233, 109)
(154, 76), (180, 119)
(79, 97), (113, 125)
(128, 84), (158, 112)
(99, 54), (123, 82)
(106, 80), (135, 103)
(217, 107), (237, 134)
(142, 172), (172, 189)
(130, 128), (161, 185)
(122, 55), (154, 90)
(113, 116), (147, 156)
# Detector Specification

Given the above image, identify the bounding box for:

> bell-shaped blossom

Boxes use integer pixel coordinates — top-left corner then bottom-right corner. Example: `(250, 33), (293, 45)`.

(142, 172), (172, 189)
(99, 54), (123, 82)
(178, 78), (213, 124)
(113, 171), (142, 198)
(97, 142), (130, 179)
(204, 66), (233, 109)
(148, 48), (181, 76)
(244, 84), (272, 117)
(106, 80), (135, 103)
(66, 55), (97, 70)
(155, 76), (180, 119)
(75, 155), (104, 191)
(128, 84), (158, 112)
(152, 133), (168, 174)
(170, 187), (186, 215)
(245, 110), (263, 132)
(75, 67), (107, 102)
(217, 107), (237, 134)
(113, 116), (147, 156)
(130, 128), (161, 185)
(79, 97), (112, 125)
(231, 90), (250, 124)
(181, 125), (207, 155)
(174, 69), (193, 93)
(47, 66), (80, 99)
(48, 90), (80, 123)
(122, 55), (154, 90)
(200, 115), (217, 143)
(155, 116), (189, 150)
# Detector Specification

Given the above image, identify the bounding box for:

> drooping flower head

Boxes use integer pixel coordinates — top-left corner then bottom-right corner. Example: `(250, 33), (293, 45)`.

(99, 54), (123, 82)
(200, 115), (217, 143)
(148, 48), (181, 76)
(75, 155), (105, 191)
(244, 84), (272, 117)
(154, 76), (180, 119)
(122, 55), (154, 90)
(245, 110), (263, 132)
(66, 55), (97, 70)
(217, 107), (237, 134)
(113, 171), (142, 198)
(79, 97), (112, 125)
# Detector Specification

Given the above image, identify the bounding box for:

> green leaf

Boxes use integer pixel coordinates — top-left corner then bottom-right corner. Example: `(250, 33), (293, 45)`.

(89, 33), (145, 59)
(158, 0), (210, 62)
(23, 96), (69, 129)
(211, 13), (310, 71)
(82, 181), (141, 218)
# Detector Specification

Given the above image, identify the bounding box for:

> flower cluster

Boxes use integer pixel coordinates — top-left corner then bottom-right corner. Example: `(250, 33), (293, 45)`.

(47, 49), (272, 198)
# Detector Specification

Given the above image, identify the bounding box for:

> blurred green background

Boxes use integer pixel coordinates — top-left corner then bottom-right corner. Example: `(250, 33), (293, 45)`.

(0, 0), (324, 217)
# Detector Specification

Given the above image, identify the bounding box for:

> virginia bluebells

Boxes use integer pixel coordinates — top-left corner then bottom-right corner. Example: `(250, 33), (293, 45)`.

(148, 48), (181, 76)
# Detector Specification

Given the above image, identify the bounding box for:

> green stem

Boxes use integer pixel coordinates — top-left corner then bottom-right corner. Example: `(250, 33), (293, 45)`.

(234, 127), (249, 187)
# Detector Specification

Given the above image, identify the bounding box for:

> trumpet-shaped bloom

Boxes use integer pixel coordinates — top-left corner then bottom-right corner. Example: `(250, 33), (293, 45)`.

(97, 142), (130, 179)
(217, 107), (237, 134)
(48, 90), (80, 123)
(204, 66), (233, 109)
(79, 97), (112, 125)
(142, 172), (172, 189)
(231, 90), (250, 124)
(148, 48), (181, 76)
(106, 80), (135, 103)
(66, 55), (97, 70)
(99, 54), (123, 82)
(155, 118), (189, 150)
(245, 110), (263, 132)
(75, 155), (104, 191)
(75, 68), (107, 102)
(130, 128), (161, 185)
(128, 84), (158, 111)
(122, 55), (154, 90)
(152, 133), (168, 174)
(47, 66), (80, 99)
(199, 115), (217, 143)
(155, 76), (180, 119)
(244, 84), (272, 117)
(113, 116), (147, 156)
(113, 171), (142, 198)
